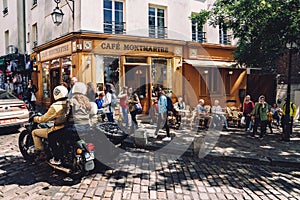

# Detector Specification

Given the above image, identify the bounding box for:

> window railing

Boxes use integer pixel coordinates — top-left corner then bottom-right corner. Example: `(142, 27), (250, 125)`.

(192, 32), (207, 43)
(149, 26), (168, 39)
(2, 7), (8, 15)
(104, 21), (126, 34)
(220, 34), (231, 45)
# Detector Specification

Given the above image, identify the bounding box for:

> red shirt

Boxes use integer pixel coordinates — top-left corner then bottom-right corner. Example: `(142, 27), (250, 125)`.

(243, 101), (254, 115)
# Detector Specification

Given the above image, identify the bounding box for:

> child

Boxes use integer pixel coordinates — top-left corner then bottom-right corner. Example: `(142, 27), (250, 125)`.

(95, 92), (105, 122)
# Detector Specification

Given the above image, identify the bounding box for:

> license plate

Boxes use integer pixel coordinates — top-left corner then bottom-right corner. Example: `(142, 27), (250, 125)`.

(0, 119), (17, 124)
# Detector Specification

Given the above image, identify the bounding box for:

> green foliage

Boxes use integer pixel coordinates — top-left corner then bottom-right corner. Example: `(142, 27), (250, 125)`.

(192, 0), (300, 70)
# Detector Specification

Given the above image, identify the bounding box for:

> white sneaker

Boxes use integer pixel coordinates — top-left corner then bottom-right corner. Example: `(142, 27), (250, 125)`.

(162, 137), (171, 141)
(49, 158), (61, 165)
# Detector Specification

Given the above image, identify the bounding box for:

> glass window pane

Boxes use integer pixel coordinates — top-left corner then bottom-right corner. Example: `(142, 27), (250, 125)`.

(103, 0), (112, 9)
(115, 1), (123, 10)
(115, 11), (123, 23)
(149, 16), (155, 26)
(149, 7), (155, 16)
(104, 10), (112, 22)
(157, 18), (164, 27)
(157, 8), (164, 17)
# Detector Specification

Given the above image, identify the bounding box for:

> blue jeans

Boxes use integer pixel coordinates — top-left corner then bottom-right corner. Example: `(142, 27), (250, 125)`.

(122, 107), (129, 128)
(106, 112), (114, 122)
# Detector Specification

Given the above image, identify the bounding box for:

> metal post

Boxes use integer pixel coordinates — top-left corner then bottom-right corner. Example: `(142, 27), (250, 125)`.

(284, 44), (292, 141)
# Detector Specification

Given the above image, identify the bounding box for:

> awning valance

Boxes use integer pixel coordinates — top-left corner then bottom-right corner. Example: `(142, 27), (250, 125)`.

(184, 59), (237, 68)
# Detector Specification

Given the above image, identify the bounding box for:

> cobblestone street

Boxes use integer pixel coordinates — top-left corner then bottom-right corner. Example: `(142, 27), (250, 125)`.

(0, 131), (300, 200)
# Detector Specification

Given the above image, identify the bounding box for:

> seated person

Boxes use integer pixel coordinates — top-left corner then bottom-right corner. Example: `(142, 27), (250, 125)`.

(271, 103), (281, 127)
(173, 96), (186, 127)
(211, 100), (228, 130)
(196, 99), (213, 130)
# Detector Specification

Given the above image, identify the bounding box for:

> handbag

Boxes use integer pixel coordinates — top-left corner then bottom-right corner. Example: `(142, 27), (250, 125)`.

(31, 93), (36, 101)
(134, 103), (142, 113)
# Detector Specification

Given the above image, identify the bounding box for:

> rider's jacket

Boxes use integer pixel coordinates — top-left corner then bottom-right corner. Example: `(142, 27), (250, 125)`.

(34, 100), (70, 131)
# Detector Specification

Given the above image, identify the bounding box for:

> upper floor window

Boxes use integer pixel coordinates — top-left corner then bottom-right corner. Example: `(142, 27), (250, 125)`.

(148, 6), (167, 38)
(2, 0), (8, 15)
(5, 30), (9, 53)
(32, 23), (38, 47)
(219, 23), (231, 45)
(103, 0), (125, 34)
(191, 19), (206, 43)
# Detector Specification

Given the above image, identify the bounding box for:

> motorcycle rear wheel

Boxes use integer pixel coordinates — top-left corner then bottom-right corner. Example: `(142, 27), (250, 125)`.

(19, 130), (35, 162)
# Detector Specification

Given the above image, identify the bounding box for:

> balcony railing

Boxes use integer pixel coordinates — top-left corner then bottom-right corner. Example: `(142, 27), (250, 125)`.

(149, 26), (168, 39)
(192, 32), (207, 43)
(220, 34), (232, 45)
(104, 21), (126, 34)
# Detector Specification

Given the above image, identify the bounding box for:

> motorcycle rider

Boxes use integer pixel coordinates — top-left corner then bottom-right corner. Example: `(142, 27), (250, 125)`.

(31, 85), (70, 163)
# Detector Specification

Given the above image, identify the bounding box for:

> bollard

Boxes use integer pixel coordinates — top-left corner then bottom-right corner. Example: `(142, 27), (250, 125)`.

(134, 129), (148, 146)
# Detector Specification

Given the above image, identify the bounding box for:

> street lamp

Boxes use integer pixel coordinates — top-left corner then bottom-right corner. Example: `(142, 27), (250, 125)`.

(51, 0), (74, 26)
(283, 42), (298, 141)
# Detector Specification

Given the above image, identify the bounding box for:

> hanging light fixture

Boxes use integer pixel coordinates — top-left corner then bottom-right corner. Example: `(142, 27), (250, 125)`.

(51, 0), (64, 25)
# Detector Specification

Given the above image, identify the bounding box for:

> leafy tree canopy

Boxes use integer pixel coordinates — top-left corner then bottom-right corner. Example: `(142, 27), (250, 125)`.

(191, 0), (300, 70)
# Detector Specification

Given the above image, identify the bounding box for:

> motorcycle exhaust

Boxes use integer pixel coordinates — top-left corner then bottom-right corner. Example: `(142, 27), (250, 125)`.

(47, 162), (71, 174)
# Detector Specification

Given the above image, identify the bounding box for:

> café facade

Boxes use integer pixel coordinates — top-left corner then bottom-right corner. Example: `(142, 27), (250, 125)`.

(31, 32), (246, 111)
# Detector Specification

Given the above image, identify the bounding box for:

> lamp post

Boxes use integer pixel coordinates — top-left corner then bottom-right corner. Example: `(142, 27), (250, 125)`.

(51, 0), (74, 26)
(283, 42), (297, 141)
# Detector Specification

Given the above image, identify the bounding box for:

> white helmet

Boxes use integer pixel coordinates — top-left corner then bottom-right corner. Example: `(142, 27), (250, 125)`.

(72, 82), (87, 95)
(53, 85), (68, 100)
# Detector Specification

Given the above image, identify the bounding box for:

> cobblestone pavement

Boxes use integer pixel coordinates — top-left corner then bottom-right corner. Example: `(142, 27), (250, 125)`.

(1, 131), (300, 199)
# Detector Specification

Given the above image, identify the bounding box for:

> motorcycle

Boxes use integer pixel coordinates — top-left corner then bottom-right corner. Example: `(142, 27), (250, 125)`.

(18, 113), (95, 177)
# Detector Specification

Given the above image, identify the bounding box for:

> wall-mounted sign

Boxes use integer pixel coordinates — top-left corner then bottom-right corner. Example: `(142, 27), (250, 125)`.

(40, 42), (72, 61)
(94, 40), (180, 56)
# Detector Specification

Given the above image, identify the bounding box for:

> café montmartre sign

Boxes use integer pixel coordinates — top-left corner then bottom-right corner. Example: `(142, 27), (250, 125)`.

(95, 40), (176, 55)
(40, 42), (72, 62)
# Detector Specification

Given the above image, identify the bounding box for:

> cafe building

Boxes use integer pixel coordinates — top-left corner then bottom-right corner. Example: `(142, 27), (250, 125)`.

(32, 32), (246, 111)
(32, 32), (184, 111)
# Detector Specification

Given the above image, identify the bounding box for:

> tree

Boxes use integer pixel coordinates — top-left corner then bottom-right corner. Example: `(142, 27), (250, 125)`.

(191, 0), (300, 71)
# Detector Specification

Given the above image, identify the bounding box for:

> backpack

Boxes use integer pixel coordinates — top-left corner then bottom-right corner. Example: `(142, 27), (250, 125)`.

(166, 95), (174, 112)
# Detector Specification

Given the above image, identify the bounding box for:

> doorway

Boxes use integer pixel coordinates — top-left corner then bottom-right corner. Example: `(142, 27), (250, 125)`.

(125, 65), (150, 113)
(50, 68), (61, 102)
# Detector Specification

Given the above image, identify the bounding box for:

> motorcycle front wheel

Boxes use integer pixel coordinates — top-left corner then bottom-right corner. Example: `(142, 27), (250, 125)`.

(19, 130), (35, 161)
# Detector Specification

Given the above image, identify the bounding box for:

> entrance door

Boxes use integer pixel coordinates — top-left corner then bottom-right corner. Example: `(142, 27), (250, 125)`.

(125, 65), (150, 113)
(50, 68), (61, 102)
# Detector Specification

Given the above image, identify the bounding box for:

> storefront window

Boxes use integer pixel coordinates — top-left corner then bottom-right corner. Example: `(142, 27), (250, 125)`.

(62, 56), (72, 86)
(103, 56), (120, 92)
(152, 58), (172, 96)
(42, 62), (50, 98)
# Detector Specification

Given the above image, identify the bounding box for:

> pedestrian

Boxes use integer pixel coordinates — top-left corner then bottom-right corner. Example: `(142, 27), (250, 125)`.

(118, 86), (129, 129)
(4, 79), (14, 94)
(281, 98), (296, 141)
(243, 95), (254, 131)
(86, 82), (96, 101)
(68, 77), (77, 99)
(251, 95), (268, 139)
(102, 83), (116, 122)
(128, 87), (140, 134)
(24, 79), (38, 111)
(271, 103), (281, 128)
(154, 87), (171, 141)
(267, 107), (273, 134)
